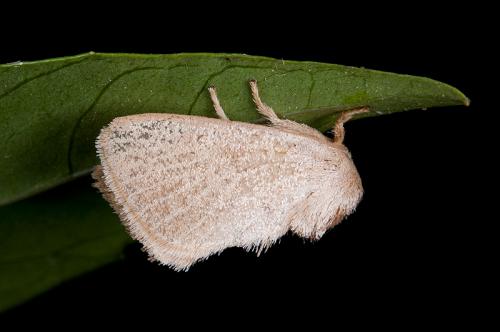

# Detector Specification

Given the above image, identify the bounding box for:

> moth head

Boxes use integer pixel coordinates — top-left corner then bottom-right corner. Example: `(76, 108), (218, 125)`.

(291, 148), (364, 240)
(326, 150), (364, 230)
(325, 106), (368, 214)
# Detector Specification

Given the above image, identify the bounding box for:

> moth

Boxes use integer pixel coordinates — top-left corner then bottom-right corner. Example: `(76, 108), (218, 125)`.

(93, 80), (368, 270)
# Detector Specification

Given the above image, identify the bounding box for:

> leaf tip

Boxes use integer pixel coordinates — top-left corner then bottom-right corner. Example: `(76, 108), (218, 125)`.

(451, 86), (470, 107)
(464, 96), (471, 107)
(436, 80), (470, 108)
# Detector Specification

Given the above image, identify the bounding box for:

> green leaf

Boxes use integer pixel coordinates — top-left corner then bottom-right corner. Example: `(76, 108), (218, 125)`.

(0, 52), (468, 205)
(0, 53), (469, 311)
(0, 177), (131, 312)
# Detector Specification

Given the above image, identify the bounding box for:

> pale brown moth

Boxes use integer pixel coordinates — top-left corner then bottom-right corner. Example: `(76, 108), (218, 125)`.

(93, 80), (368, 270)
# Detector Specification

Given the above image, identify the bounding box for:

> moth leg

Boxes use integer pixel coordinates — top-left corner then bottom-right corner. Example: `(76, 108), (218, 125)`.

(208, 85), (230, 121)
(249, 79), (280, 124)
(333, 107), (370, 144)
(249, 79), (332, 143)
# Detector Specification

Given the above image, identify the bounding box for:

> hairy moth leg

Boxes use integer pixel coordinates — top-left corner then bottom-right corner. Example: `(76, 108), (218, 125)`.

(249, 79), (280, 124)
(208, 85), (230, 121)
(332, 108), (369, 143)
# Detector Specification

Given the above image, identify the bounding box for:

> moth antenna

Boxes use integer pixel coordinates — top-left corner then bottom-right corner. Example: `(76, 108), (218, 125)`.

(208, 85), (230, 121)
(333, 107), (369, 144)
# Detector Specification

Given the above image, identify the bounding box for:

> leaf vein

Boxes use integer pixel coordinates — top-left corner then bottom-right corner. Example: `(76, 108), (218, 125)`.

(0, 57), (89, 100)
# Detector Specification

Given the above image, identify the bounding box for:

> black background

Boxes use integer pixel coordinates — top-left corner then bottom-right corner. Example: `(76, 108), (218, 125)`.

(0, 5), (493, 326)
